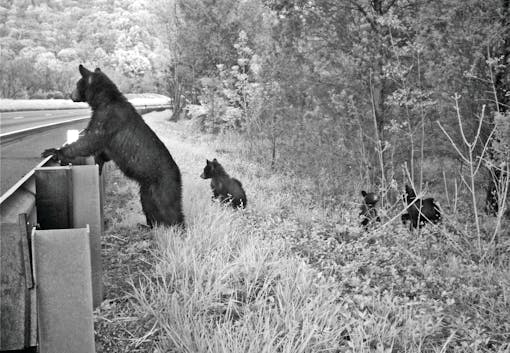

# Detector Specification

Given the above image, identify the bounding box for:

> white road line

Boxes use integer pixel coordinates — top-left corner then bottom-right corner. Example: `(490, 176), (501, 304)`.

(0, 116), (90, 138)
(13, 116), (24, 119)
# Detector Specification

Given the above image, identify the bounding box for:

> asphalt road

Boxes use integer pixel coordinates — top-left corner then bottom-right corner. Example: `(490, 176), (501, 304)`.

(1, 108), (90, 134)
(1, 111), (91, 196)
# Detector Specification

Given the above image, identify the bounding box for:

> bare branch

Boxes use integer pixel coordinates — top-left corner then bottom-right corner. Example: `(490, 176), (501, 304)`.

(453, 95), (472, 149)
(437, 121), (469, 164)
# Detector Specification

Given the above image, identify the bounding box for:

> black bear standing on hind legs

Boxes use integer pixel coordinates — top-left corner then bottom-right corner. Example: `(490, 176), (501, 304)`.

(401, 184), (441, 229)
(359, 190), (381, 228)
(200, 158), (247, 208)
(42, 65), (184, 228)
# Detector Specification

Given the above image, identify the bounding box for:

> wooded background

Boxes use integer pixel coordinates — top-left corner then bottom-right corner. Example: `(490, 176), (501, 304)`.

(1, 0), (509, 205)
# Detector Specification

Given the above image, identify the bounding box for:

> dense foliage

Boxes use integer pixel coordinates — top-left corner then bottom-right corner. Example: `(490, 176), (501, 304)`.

(0, 0), (168, 97)
(3, 1), (509, 351)
(5, 0), (507, 189)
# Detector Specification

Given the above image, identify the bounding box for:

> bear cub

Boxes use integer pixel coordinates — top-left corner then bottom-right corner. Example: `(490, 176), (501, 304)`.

(402, 184), (441, 229)
(200, 159), (247, 208)
(360, 190), (381, 228)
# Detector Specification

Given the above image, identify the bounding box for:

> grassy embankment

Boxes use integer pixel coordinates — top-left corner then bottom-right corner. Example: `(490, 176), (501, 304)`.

(95, 110), (510, 353)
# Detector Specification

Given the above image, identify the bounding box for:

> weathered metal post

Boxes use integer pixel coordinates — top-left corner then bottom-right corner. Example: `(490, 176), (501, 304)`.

(32, 226), (95, 353)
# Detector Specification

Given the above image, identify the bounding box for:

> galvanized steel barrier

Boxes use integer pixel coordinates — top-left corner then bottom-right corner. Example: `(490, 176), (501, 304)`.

(0, 103), (171, 351)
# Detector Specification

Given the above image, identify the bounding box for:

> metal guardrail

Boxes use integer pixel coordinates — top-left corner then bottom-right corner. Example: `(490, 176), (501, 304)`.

(0, 102), (171, 350)
(0, 156), (56, 350)
(0, 156), (54, 206)
(136, 103), (172, 114)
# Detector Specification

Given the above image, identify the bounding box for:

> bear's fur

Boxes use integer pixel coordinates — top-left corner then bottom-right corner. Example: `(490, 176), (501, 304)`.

(42, 65), (184, 227)
(485, 169), (500, 216)
(94, 150), (110, 175)
(359, 190), (380, 228)
(200, 158), (247, 208)
(402, 184), (441, 229)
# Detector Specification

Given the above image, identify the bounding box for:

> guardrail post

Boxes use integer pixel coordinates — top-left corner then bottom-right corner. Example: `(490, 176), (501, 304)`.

(35, 167), (73, 229)
(0, 221), (34, 349)
(1, 193), (38, 350)
(32, 226), (95, 353)
(35, 163), (103, 308)
(70, 164), (104, 308)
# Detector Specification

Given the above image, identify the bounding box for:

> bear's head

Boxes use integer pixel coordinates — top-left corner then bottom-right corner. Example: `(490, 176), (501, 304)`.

(361, 190), (379, 207)
(71, 64), (122, 106)
(200, 158), (224, 179)
(404, 184), (416, 204)
(71, 65), (100, 102)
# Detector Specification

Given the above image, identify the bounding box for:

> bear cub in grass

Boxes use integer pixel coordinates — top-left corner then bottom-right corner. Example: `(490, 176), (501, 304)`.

(402, 184), (441, 229)
(42, 64), (184, 228)
(360, 190), (381, 228)
(200, 158), (247, 208)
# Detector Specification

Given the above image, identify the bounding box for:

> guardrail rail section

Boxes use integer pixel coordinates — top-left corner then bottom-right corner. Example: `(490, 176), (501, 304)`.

(1, 156), (103, 352)
(0, 102), (171, 351)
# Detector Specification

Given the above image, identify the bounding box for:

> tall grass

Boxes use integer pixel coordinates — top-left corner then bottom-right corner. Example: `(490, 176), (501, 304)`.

(109, 115), (347, 352)
(97, 111), (510, 353)
(130, 211), (346, 352)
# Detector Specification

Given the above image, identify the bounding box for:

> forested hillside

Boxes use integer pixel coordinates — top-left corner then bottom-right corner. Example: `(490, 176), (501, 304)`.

(0, 0), (168, 97)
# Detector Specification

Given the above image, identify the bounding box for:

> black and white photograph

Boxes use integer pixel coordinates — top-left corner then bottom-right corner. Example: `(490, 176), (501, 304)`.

(0, 0), (509, 352)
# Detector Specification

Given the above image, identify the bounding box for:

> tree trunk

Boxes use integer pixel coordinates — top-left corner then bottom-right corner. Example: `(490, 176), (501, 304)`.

(170, 69), (183, 121)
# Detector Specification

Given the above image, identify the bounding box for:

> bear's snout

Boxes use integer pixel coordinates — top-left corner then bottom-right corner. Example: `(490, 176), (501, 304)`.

(71, 88), (82, 102)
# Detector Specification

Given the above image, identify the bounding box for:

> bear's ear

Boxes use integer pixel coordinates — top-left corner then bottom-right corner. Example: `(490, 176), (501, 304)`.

(361, 190), (367, 197)
(206, 159), (211, 164)
(213, 158), (218, 163)
(79, 64), (91, 77)
(94, 68), (101, 73)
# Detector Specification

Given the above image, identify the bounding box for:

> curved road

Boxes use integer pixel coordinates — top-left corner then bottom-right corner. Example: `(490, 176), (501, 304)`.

(1, 109), (91, 195)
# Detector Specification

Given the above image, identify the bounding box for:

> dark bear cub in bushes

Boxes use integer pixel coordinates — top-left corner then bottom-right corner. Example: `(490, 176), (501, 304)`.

(42, 64), (184, 228)
(484, 168), (502, 216)
(402, 184), (441, 229)
(200, 158), (247, 208)
(360, 190), (381, 228)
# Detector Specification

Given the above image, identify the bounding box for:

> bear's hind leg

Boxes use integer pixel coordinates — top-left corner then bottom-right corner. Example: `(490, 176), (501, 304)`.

(151, 180), (184, 227)
(140, 184), (159, 228)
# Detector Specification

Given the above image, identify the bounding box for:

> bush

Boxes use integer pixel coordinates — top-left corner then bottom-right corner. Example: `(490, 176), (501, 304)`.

(31, 91), (46, 99)
(46, 91), (65, 99)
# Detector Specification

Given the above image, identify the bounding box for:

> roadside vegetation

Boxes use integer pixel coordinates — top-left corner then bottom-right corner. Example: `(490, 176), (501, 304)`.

(3, 0), (509, 351)
(95, 111), (510, 353)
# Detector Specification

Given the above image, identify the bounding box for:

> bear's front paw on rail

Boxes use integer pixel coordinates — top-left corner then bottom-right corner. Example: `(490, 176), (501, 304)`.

(41, 148), (63, 161)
